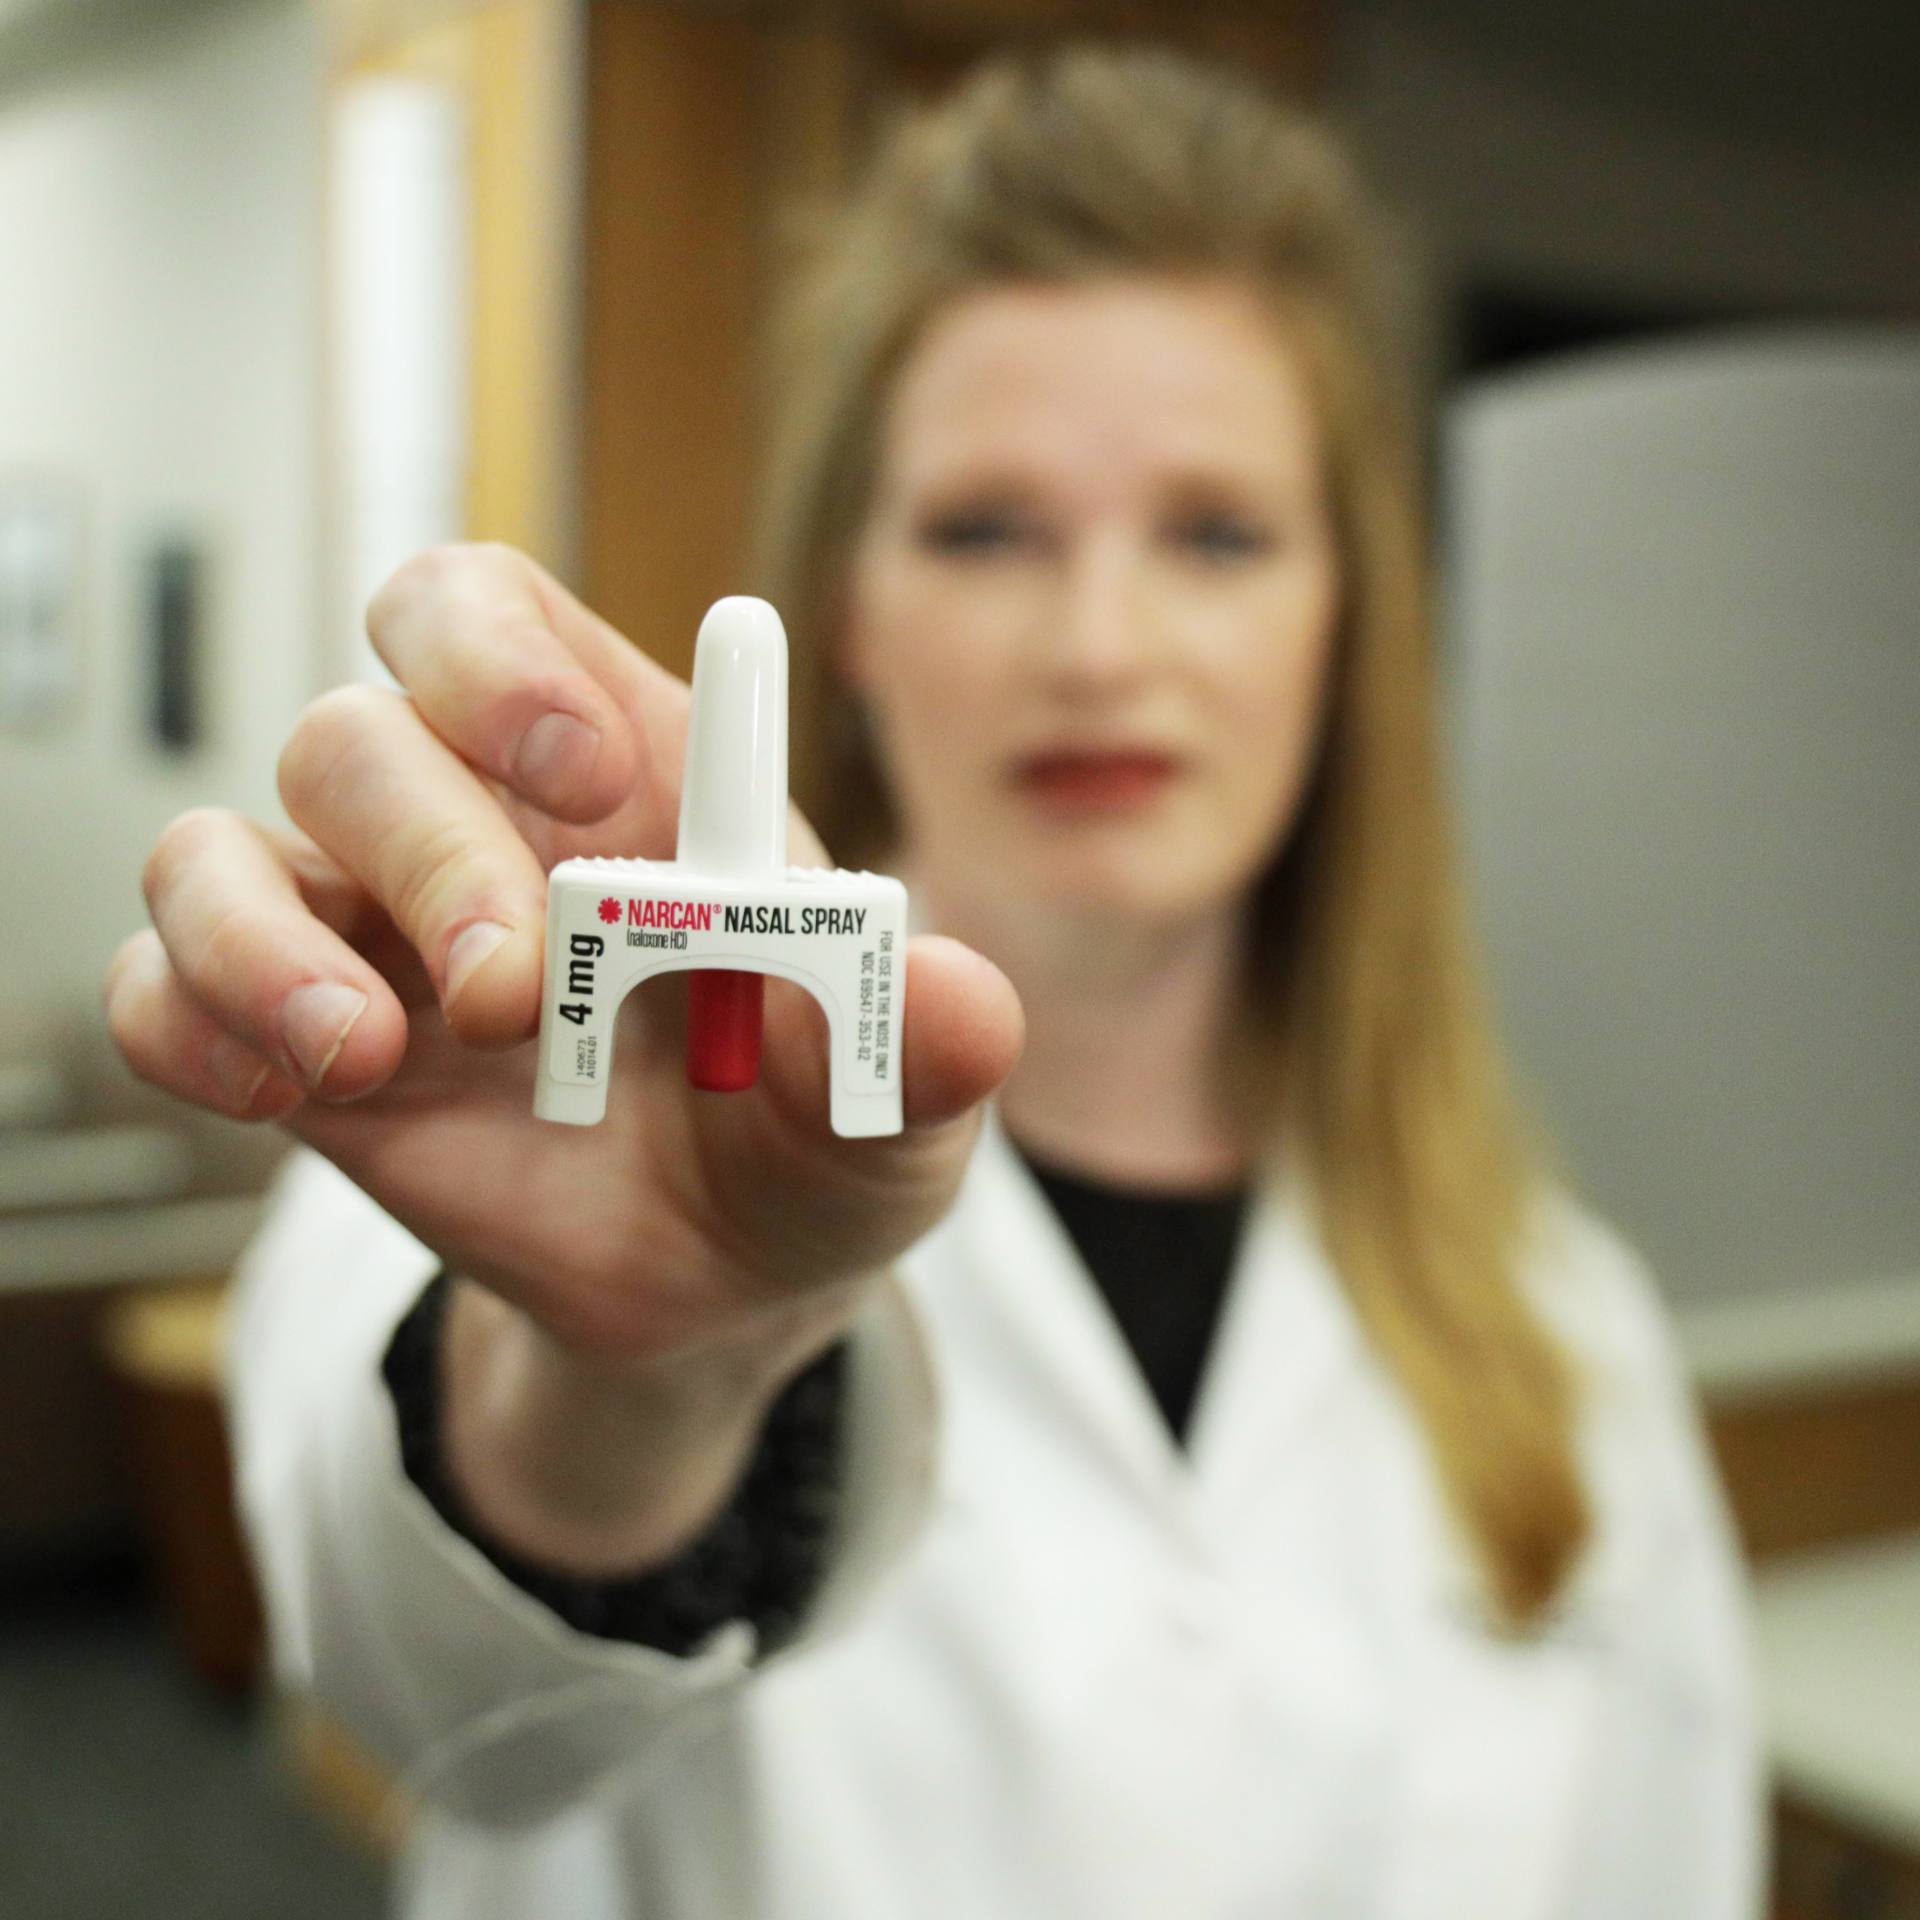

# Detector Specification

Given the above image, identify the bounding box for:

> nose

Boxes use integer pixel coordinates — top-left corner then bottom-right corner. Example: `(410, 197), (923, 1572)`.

(1034, 530), (1156, 695)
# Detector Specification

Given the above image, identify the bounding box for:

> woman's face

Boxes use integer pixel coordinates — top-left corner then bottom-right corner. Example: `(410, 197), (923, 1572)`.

(841, 275), (1342, 932)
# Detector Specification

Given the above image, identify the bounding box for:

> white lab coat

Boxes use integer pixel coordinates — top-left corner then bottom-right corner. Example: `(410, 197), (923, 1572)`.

(226, 1103), (1769, 1920)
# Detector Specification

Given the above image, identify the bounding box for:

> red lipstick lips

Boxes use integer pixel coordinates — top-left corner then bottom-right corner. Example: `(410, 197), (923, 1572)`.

(1014, 746), (1180, 814)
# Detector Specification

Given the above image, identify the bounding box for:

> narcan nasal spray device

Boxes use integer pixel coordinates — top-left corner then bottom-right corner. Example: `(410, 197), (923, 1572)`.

(534, 596), (907, 1138)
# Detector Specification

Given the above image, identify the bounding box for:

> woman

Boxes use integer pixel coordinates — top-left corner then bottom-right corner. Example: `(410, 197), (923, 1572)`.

(106, 44), (1765, 1920)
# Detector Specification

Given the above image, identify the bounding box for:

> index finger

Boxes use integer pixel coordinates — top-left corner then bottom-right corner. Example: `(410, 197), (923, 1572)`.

(371, 545), (837, 874)
(367, 543), (688, 836)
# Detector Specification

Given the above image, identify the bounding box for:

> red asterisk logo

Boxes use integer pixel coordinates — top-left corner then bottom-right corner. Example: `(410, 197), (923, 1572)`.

(598, 897), (622, 924)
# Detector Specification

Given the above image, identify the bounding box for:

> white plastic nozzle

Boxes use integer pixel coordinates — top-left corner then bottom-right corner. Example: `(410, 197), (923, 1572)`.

(675, 596), (789, 877)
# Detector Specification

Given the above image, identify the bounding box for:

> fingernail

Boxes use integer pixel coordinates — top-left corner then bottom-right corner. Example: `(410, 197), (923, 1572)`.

(281, 982), (368, 1089)
(515, 712), (600, 799)
(444, 920), (512, 1009)
(208, 1032), (273, 1110)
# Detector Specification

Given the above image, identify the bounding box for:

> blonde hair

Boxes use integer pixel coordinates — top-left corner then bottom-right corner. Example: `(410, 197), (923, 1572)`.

(748, 43), (1593, 1632)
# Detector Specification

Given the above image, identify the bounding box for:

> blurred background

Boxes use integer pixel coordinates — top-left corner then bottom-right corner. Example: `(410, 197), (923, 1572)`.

(0, 0), (1914, 1914)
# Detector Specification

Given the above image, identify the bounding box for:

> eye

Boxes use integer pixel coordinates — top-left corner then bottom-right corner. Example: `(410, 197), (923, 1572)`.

(915, 507), (1036, 558)
(1168, 512), (1275, 564)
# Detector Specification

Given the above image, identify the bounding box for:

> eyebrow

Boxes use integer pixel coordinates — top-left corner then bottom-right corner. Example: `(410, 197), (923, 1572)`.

(895, 457), (1314, 517)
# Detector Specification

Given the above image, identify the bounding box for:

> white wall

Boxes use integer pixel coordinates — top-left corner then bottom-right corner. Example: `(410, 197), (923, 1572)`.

(1327, 9), (1920, 1304)
(1443, 329), (1920, 1303)
(0, 0), (322, 1053)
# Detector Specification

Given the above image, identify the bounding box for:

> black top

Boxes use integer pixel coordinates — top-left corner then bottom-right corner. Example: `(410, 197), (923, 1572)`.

(382, 1276), (850, 1659)
(382, 1135), (1253, 1654)
(1015, 1140), (1251, 1450)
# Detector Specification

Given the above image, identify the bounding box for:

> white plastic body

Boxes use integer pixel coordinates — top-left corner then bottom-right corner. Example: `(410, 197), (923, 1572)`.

(532, 595), (908, 1139)
(535, 858), (907, 1137)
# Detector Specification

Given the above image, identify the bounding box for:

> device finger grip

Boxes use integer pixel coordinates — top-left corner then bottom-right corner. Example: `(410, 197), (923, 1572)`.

(533, 596), (906, 1138)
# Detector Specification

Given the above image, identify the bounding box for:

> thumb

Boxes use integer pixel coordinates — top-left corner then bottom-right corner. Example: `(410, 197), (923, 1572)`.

(683, 934), (1023, 1294)
(898, 935), (1025, 1129)
(755, 933), (1024, 1142)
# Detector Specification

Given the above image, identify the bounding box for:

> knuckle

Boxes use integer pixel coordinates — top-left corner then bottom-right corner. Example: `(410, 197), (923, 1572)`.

(195, 897), (273, 992)
(457, 541), (534, 596)
(367, 540), (525, 639)
(367, 542), (469, 630)
(387, 814), (480, 939)
(142, 806), (231, 910)
(278, 684), (390, 818)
